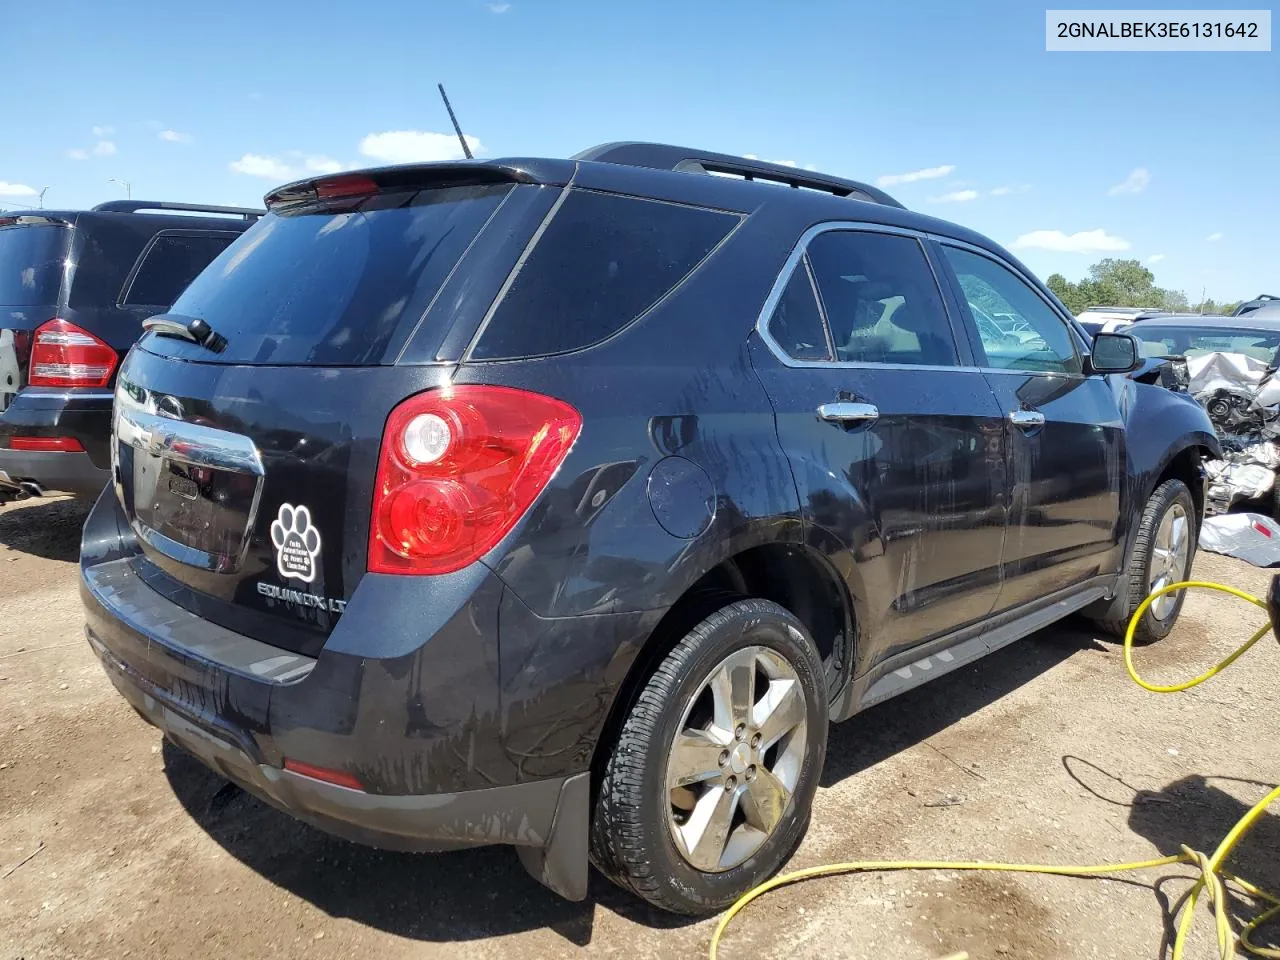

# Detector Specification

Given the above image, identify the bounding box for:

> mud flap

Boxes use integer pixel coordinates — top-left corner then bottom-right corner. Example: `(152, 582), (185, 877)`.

(516, 772), (590, 900)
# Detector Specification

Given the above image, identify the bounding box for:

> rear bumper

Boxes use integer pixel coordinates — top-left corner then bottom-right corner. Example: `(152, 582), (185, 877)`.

(82, 559), (591, 898)
(90, 626), (586, 893)
(0, 448), (110, 498)
(0, 387), (113, 497)
(76, 492), (646, 900)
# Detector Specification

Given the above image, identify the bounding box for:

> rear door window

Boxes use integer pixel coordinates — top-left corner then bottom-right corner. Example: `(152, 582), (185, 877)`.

(805, 230), (959, 367)
(0, 222), (70, 306)
(469, 190), (739, 360)
(122, 232), (239, 307)
(154, 183), (512, 365)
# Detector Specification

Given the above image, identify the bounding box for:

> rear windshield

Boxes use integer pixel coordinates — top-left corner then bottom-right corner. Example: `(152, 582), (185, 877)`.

(0, 222), (70, 306)
(159, 184), (511, 365)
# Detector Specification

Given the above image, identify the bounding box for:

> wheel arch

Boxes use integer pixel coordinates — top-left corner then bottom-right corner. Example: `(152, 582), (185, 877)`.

(588, 540), (855, 785)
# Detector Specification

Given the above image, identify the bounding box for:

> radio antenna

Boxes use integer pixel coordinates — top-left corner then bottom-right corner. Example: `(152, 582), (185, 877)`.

(438, 83), (473, 160)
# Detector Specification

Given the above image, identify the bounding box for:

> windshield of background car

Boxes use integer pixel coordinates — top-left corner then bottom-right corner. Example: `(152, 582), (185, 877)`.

(1130, 325), (1280, 366)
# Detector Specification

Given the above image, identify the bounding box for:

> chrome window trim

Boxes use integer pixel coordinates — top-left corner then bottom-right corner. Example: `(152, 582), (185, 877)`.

(755, 220), (1099, 378)
(976, 366), (1086, 380)
(755, 221), (974, 372)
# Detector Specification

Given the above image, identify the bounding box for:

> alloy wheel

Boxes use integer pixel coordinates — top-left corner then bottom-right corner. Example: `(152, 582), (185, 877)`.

(665, 645), (808, 873)
(1149, 502), (1190, 619)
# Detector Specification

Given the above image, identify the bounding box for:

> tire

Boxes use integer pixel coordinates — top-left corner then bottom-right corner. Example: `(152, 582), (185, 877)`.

(1093, 478), (1197, 644)
(589, 598), (828, 915)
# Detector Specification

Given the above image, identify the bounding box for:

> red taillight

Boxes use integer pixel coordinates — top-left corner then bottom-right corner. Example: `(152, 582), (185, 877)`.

(27, 319), (117, 388)
(8, 436), (84, 452)
(368, 385), (582, 576)
(315, 175), (378, 199)
(283, 759), (364, 792)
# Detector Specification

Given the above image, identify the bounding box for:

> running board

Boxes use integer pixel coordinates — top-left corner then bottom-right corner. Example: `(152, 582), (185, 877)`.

(857, 586), (1109, 711)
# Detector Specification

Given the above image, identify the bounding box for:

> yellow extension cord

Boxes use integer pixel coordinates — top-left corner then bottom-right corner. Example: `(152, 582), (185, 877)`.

(708, 580), (1280, 960)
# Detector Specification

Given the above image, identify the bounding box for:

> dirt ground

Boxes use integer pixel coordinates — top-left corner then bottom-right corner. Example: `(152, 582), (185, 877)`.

(2, 495), (1278, 960)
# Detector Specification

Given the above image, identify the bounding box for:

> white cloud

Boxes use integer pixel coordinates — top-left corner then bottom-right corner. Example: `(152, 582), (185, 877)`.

(92, 125), (115, 137)
(66, 148), (89, 161)
(1012, 229), (1131, 254)
(804, 163), (817, 171)
(304, 155), (344, 174)
(230, 154), (297, 179)
(229, 153), (351, 180)
(159, 130), (192, 143)
(1206, 231), (1224, 242)
(743, 154), (803, 169)
(1108, 167), (1150, 196)
(1147, 253), (1167, 264)
(359, 130), (482, 165)
(875, 164), (954, 187)
(930, 189), (979, 203)
(990, 184), (1031, 196)
(93, 140), (117, 157)
(0, 182), (37, 198)
(487, 2), (511, 10)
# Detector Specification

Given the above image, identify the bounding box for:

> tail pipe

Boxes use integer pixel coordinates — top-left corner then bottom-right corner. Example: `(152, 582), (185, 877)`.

(0, 471), (44, 501)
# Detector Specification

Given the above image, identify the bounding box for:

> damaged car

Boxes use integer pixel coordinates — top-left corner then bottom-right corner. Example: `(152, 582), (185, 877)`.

(81, 143), (1221, 914)
(1128, 316), (1280, 514)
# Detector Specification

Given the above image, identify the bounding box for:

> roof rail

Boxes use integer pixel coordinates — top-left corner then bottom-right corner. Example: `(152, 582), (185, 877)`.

(91, 200), (264, 220)
(572, 141), (905, 209)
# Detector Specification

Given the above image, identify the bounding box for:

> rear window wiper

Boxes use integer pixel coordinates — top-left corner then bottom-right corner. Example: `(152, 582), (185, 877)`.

(142, 314), (227, 353)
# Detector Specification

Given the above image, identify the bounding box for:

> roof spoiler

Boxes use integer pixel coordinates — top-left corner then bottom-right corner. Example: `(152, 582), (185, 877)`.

(573, 141), (905, 209)
(262, 162), (553, 209)
(92, 200), (264, 220)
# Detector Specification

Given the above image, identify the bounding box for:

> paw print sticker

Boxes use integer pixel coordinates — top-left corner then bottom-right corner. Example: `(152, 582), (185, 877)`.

(270, 503), (322, 583)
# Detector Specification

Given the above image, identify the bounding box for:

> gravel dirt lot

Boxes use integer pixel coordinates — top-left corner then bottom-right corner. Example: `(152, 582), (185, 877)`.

(2, 495), (1279, 960)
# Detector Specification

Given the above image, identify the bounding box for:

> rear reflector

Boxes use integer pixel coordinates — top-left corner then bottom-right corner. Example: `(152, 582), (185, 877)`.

(283, 759), (364, 791)
(8, 436), (84, 452)
(369, 385), (582, 576)
(28, 319), (117, 388)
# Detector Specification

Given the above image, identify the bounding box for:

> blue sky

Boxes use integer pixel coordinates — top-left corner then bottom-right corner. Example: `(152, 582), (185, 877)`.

(2, 0), (1275, 302)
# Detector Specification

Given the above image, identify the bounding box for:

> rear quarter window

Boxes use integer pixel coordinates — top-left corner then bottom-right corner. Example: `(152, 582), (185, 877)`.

(66, 217), (158, 308)
(0, 222), (70, 306)
(122, 232), (239, 307)
(469, 190), (739, 360)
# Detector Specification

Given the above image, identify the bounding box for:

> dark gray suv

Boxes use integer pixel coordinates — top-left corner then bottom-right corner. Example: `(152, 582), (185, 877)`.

(80, 143), (1219, 914)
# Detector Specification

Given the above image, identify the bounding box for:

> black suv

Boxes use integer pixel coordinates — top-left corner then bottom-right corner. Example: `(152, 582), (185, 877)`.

(0, 201), (260, 502)
(80, 144), (1220, 915)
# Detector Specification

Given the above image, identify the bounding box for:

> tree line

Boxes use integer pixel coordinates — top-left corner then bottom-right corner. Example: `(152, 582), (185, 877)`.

(1045, 258), (1240, 316)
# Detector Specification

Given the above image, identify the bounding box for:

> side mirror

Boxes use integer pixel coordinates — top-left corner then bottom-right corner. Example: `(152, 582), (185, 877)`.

(1090, 332), (1141, 374)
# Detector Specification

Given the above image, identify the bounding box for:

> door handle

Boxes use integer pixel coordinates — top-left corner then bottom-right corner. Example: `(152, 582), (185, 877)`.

(1008, 409), (1046, 429)
(817, 401), (879, 424)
